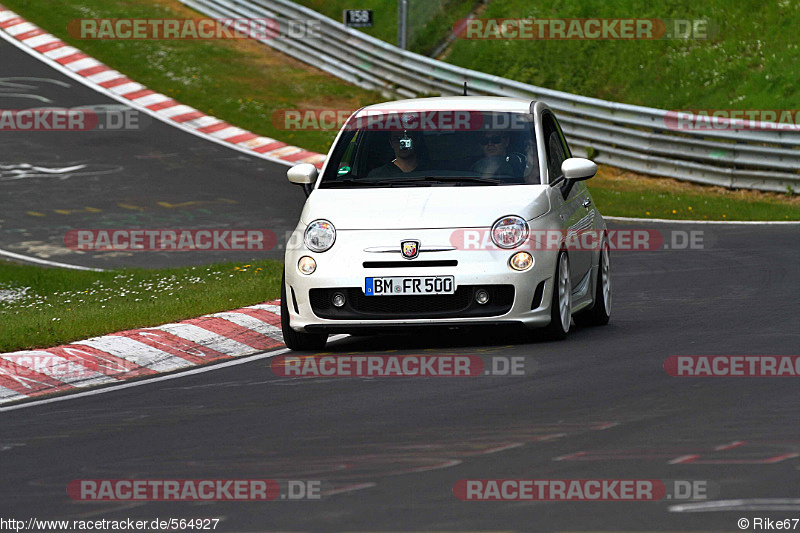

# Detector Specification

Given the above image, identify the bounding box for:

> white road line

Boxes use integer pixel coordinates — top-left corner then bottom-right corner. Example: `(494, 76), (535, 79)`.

(667, 454), (699, 464)
(670, 499), (800, 512)
(606, 215), (800, 225)
(0, 248), (105, 271)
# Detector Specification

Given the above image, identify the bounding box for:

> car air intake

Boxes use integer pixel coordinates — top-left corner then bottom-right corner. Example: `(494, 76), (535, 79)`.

(309, 285), (514, 320)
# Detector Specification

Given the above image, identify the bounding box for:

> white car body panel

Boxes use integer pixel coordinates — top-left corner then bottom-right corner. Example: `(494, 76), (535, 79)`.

(284, 97), (608, 338)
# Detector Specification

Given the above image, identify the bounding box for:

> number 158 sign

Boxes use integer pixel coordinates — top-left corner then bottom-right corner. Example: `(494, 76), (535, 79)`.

(343, 9), (373, 28)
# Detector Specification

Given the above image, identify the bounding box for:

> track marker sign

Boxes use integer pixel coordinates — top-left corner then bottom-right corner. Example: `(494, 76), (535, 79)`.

(343, 9), (373, 28)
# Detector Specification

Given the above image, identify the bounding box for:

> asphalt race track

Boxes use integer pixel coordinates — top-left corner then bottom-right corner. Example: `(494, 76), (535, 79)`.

(2, 25), (800, 533)
(2, 222), (799, 531)
(0, 39), (305, 269)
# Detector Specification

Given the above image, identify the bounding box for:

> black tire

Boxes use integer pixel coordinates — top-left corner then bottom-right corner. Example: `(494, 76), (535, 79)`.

(542, 251), (571, 341)
(281, 272), (328, 351)
(574, 241), (611, 327)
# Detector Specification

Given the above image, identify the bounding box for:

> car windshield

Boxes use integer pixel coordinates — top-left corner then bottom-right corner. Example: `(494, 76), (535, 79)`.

(319, 110), (540, 188)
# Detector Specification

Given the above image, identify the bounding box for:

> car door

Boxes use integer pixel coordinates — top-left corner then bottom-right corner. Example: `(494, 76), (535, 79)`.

(541, 111), (593, 287)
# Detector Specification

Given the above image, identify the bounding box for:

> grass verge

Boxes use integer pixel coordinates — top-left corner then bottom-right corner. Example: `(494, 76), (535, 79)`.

(590, 166), (799, 221)
(445, 0), (799, 110)
(0, 259), (282, 352)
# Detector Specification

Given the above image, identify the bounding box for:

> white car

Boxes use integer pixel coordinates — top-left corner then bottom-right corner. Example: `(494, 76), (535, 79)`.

(281, 97), (611, 350)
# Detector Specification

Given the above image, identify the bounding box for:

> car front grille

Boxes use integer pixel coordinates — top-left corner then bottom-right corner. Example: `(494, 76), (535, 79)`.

(309, 285), (514, 320)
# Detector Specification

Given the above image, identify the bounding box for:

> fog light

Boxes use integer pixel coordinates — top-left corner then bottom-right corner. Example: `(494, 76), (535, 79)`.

(475, 289), (490, 305)
(509, 251), (534, 271)
(332, 292), (346, 307)
(298, 256), (316, 275)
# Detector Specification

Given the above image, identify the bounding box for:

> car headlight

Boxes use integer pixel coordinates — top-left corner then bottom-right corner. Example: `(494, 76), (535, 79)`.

(304, 219), (336, 252)
(491, 216), (529, 249)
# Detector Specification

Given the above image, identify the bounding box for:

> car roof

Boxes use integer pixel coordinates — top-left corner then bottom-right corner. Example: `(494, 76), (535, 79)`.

(357, 96), (535, 115)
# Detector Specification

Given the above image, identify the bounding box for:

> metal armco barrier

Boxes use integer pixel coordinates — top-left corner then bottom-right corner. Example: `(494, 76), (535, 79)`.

(180, 0), (800, 193)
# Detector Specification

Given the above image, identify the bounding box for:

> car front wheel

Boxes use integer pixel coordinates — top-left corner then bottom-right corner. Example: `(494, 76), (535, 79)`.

(575, 240), (611, 327)
(542, 251), (571, 340)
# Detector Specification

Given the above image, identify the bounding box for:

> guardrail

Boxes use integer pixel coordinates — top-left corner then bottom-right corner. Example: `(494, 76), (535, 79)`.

(180, 0), (800, 193)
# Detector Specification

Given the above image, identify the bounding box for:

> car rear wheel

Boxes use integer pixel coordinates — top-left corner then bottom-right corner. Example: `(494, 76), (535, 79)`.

(542, 251), (571, 340)
(575, 241), (611, 327)
(281, 272), (328, 351)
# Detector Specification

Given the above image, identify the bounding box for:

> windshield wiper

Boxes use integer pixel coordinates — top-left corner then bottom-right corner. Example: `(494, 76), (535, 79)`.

(428, 176), (504, 185)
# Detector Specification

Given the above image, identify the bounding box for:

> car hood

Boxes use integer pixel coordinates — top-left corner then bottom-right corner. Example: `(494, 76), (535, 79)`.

(300, 185), (551, 230)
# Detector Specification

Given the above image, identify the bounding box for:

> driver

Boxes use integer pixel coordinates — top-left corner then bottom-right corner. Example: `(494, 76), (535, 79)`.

(368, 130), (425, 177)
(471, 131), (514, 177)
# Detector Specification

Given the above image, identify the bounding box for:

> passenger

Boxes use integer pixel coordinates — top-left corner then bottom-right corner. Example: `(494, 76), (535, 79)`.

(471, 131), (514, 177)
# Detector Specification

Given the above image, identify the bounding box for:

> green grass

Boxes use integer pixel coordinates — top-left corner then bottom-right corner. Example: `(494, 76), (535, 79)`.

(443, 0), (800, 110)
(1, 0), (384, 154)
(299, 0), (800, 109)
(588, 167), (799, 221)
(0, 260), (282, 352)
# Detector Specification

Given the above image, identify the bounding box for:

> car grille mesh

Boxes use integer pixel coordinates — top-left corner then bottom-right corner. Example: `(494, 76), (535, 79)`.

(309, 285), (514, 320)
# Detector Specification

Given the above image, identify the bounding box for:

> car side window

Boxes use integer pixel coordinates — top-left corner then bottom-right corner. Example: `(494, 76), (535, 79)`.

(542, 113), (567, 184)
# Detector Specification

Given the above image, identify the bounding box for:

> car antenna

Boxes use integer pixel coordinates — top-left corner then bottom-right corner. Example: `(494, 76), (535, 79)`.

(463, 81), (468, 96)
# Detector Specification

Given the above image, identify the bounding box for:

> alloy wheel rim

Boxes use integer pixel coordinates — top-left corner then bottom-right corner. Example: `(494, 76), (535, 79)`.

(601, 244), (611, 312)
(558, 254), (571, 331)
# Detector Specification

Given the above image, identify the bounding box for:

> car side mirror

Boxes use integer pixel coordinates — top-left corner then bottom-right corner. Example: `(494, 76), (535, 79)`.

(287, 163), (318, 197)
(561, 157), (597, 182)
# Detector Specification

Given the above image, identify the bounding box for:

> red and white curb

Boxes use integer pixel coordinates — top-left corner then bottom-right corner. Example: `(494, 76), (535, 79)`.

(0, 301), (285, 405)
(0, 4), (326, 169)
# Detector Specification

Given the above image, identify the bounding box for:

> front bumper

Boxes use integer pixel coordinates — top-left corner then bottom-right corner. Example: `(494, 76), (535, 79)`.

(284, 227), (559, 333)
